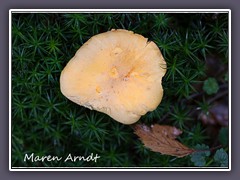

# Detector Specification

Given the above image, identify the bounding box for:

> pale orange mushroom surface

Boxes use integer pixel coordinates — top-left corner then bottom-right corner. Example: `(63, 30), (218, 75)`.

(60, 29), (166, 124)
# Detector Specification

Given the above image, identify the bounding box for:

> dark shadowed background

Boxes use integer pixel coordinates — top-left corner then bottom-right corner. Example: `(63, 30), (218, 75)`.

(0, 0), (238, 179)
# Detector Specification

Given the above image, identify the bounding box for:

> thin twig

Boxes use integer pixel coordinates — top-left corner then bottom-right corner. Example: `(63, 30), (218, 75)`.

(192, 145), (222, 154)
(161, 83), (228, 123)
(207, 90), (228, 104)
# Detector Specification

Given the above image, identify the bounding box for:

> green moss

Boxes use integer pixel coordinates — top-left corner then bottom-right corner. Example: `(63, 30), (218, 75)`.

(11, 12), (229, 168)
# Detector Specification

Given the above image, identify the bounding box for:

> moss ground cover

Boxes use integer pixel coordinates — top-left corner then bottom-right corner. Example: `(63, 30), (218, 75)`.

(11, 12), (229, 168)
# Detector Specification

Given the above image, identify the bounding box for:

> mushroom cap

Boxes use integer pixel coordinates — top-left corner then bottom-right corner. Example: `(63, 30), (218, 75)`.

(60, 29), (166, 124)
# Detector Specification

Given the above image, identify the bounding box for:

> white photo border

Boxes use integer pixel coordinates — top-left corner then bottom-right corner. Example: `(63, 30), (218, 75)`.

(9, 9), (231, 171)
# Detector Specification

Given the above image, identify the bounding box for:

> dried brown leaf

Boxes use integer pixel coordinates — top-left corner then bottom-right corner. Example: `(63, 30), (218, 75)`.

(199, 103), (228, 127)
(134, 124), (194, 157)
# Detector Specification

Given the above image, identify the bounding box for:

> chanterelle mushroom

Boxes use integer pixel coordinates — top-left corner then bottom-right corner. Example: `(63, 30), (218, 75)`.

(60, 29), (166, 124)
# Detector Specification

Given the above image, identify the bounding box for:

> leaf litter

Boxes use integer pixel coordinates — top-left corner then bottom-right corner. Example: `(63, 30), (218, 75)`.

(134, 124), (194, 157)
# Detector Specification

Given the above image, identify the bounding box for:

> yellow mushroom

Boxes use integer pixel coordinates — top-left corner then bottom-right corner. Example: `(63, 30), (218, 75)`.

(60, 29), (166, 124)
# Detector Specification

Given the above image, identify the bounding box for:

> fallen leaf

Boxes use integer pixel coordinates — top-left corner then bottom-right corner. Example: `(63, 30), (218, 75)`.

(199, 103), (228, 126)
(134, 124), (194, 157)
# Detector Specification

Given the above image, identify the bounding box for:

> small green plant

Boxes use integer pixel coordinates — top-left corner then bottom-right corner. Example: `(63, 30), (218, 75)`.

(218, 127), (229, 147)
(203, 77), (219, 95)
(214, 148), (228, 167)
(190, 144), (210, 167)
(190, 145), (228, 167)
